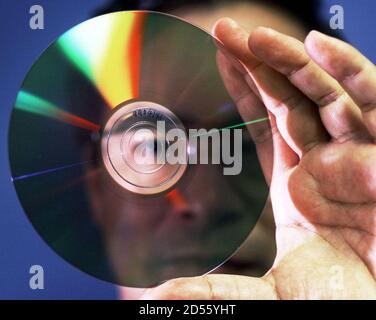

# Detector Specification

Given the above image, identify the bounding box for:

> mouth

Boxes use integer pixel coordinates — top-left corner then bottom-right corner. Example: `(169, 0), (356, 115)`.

(152, 256), (219, 281)
(155, 250), (230, 272)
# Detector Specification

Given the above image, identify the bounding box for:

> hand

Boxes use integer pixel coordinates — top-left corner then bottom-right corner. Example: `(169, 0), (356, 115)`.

(140, 19), (376, 299)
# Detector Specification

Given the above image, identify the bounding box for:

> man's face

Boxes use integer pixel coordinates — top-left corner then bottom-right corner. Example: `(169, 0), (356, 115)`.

(85, 2), (307, 289)
(88, 160), (265, 286)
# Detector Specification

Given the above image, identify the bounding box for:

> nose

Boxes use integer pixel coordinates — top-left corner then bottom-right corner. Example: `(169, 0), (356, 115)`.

(166, 189), (196, 221)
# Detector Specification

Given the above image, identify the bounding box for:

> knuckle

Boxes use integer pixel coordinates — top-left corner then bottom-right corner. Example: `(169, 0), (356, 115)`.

(316, 88), (346, 107)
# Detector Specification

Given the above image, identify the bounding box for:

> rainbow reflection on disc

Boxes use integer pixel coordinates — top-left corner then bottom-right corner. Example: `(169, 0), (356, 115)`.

(8, 11), (269, 287)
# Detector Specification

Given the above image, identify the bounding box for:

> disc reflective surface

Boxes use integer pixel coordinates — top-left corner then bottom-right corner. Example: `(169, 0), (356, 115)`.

(8, 11), (269, 287)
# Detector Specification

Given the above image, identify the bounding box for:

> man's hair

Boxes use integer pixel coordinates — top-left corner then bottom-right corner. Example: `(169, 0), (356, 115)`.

(94, 0), (337, 36)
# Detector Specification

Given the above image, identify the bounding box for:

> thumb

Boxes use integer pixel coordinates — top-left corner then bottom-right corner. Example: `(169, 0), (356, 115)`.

(140, 274), (277, 300)
(216, 50), (274, 184)
(269, 113), (299, 173)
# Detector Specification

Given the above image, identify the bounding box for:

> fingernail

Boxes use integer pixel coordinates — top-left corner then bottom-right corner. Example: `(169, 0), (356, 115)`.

(213, 17), (244, 38)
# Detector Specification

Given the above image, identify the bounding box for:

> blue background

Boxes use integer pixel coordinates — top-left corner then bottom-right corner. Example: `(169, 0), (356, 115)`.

(0, 0), (375, 299)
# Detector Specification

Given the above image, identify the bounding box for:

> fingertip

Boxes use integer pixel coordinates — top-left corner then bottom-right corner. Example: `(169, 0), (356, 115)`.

(306, 29), (321, 38)
(304, 30), (324, 53)
(248, 26), (278, 54)
(304, 30), (340, 71)
(213, 18), (260, 71)
(250, 26), (279, 39)
(304, 30), (341, 58)
(212, 17), (238, 38)
(305, 29), (335, 44)
(252, 26), (278, 36)
(248, 27), (264, 52)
